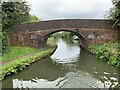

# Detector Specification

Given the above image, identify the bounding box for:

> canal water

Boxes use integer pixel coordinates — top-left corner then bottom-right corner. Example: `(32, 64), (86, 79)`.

(2, 37), (120, 89)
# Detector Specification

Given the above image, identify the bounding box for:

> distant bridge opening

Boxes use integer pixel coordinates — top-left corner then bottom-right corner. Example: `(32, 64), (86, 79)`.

(39, 29), (88, 50)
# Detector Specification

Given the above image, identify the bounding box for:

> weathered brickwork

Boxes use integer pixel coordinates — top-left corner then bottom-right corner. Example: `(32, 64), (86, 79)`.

(78, 28), (118, 44)
(8, 19), (120, 49)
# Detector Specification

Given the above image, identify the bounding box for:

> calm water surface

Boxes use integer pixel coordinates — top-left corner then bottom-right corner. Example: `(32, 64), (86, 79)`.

(2, 38), (120, 89)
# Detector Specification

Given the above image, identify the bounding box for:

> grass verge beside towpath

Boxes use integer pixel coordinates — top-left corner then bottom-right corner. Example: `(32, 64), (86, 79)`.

(1, 46), (38, 63)
(0, 46), (57, 80)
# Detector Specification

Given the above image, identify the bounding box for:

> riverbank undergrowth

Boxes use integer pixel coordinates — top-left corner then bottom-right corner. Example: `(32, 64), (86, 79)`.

(89, 42), (120, 68)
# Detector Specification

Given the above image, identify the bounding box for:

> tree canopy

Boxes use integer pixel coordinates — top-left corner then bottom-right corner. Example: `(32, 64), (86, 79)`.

(2, 1), (30, 31)
(108, 0), (120, 27)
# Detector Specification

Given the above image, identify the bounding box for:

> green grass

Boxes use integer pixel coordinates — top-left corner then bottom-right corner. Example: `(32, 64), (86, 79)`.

(89, 42), (120, 67)
(1, 46), (38, 62)
(0, 46), (56, 80)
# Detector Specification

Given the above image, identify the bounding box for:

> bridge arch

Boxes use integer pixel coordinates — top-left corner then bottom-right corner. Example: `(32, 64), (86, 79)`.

(39, 29), (88, 50)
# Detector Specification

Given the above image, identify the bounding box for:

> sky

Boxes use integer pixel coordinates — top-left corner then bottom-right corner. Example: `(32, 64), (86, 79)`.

(26, 0), (113, 21)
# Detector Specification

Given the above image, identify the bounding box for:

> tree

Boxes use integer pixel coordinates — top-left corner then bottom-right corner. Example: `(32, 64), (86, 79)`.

(1, 1), (30, 55)
(29, 14), (40, 22)
(108, 0), (120, 27)
(2, 1), (30, 31)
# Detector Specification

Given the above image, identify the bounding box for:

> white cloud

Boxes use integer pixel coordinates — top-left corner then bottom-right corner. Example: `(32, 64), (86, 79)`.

(26, 0), (113, 21)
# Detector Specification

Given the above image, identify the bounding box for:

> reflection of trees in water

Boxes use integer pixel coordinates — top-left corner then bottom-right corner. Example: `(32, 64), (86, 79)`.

(77, 50), (119, 88)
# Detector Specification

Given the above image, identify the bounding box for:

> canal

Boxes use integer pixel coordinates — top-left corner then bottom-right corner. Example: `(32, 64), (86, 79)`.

(2, 37), (120, 88)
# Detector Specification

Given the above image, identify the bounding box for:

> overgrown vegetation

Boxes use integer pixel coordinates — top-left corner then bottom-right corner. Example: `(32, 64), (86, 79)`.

(0, 47), (56, 80)
(89, 42), (120, 68)
(1, 46), (37, 62)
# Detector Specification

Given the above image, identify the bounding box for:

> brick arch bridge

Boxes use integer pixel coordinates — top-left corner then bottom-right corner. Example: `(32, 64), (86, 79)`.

(9, 19), (119, 50)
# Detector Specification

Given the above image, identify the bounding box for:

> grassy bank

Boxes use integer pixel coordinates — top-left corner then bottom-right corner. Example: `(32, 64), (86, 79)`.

(0, 46), (57, 80)
(1, 46), (37, 62)
(89, 42), (120, 68)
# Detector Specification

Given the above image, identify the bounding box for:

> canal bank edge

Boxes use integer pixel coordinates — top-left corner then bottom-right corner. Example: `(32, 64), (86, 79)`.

(0, 46), (57, 80)
(88, 42), (120, 68)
